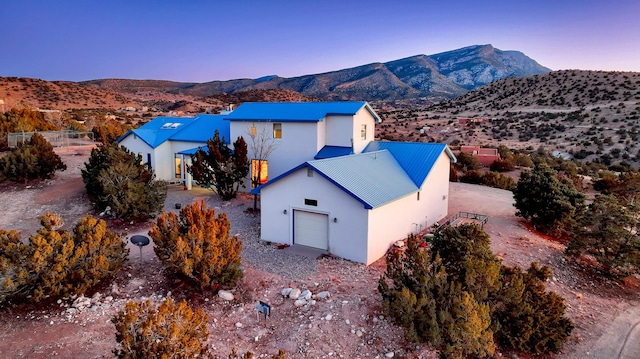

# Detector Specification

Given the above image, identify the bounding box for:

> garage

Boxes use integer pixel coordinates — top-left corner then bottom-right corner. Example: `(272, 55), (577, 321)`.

(293, 210), (329, 250)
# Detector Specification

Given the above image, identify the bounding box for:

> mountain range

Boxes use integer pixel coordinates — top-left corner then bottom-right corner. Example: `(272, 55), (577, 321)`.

(82, 44), (550, 103)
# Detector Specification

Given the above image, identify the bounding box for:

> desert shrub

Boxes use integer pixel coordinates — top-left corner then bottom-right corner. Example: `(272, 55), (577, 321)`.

(92, 119), (131, 145)
(0, 132), (66, 182)
(112, 298), (210, 359)
(513, 163), (585, 238)
(490, 158), (515, 172)
(567, 194), (640, 276)
(112, 298), (287, 359)
(459, 169), (484, 184)
(188, 131), (250, 200)
(494, 263), (574, 353)
(455, 152), (483, 171)
(150, 201), (243, 288)
(0, 213), (128, 303)
(481, 171), (516, 191)
(81, 143), (166, 221)
(379, 224), (573, 357)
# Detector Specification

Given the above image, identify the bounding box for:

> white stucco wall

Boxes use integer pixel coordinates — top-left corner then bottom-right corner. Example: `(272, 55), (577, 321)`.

(324, 115), (354, 148)
(260, 167), (370, 264)
(230, 121), (321, 181)
(366, 151), (451, 264)
(351, 108), (377, 153)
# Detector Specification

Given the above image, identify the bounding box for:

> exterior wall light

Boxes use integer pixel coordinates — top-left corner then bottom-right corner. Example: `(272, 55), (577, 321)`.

(283, 209), (287, 214)
(333, 217), (338, 223)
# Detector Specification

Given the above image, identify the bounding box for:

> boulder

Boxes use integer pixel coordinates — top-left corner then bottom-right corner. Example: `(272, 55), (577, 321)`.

(300, 289), (312, 300)
(289, 288), (301, 300)
(316, 291), (330, 299)
(281, 288), (292, 297)
(218, 290), (234, 301)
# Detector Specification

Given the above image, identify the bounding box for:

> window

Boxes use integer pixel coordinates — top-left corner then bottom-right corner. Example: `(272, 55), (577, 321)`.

(304, 199), (318, 206)
(174, 155), (182, 179)
(251, 159), (268, 187)
(250, 124), (257, 136)
(273, 123), (282, 139)
(360, 124), (367, 140)
(307, 168), (313, 177)
(417, 191), (420, 201)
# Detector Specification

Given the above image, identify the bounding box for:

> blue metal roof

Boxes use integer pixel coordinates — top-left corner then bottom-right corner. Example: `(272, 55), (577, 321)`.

(314, 146), (353, 159)
(117, 114), (230, 148)
(223, 101), (382, 123)
(363, 141), (456, 187)
(252, 150), (418, 209)
(177, 145), (207, 155)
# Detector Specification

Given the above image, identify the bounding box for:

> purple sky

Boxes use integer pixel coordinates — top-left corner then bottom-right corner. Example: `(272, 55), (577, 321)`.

(1, 0), (639, 82)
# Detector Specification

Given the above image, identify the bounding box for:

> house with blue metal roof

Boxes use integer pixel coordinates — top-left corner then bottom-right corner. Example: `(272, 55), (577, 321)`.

(226, 101), (382, 187)
(254, 141), (456, 265)
(117, 114), (230, 185)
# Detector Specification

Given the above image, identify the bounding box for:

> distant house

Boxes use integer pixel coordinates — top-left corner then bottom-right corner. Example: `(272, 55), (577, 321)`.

(253, 141), (456, 265)
(458, 118), (485, 125)
(459, 145), (500, 167)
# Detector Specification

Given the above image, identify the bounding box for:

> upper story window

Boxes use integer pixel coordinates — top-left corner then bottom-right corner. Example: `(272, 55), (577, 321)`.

(360, 124), (367, 140)
(273, 123), (282, 139)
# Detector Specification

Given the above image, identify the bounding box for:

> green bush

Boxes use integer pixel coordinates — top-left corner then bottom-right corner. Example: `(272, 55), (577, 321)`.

(0, 132), (66, 182)
(0, 213), (128, 303)
(150, 201), (243, 288)
(81, 143), (167, 221)
(379, 224), (573, 357)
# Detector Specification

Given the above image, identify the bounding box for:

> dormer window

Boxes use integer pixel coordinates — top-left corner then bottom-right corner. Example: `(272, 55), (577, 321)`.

(360, 124), (367, 140)
(273, 123), (282, 139)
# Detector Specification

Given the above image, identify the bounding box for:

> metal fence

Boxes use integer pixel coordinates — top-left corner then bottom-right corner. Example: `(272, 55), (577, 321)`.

(7, 130), (95, 148)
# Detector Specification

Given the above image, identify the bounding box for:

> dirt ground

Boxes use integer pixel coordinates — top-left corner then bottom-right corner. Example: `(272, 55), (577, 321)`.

(0, 147), (639, 358)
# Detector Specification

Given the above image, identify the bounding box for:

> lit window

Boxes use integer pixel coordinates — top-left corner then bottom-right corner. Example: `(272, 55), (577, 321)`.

(360, 124), (367, 140)
(251, 159), (268, 187)
(174, 155), (182, 178)
(273, 123), (282, 139)
(250, 124), (257, 136)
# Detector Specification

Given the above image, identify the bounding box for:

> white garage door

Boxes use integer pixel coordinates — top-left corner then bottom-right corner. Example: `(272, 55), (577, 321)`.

(294, 210), (329, 250)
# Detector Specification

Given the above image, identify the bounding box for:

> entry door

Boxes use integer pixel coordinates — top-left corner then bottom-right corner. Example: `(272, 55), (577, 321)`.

(293, 210), (329, 250)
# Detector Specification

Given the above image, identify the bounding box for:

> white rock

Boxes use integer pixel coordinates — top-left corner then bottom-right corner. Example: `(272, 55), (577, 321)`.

(316, 291), (330, 299)
(325, 314), (333, 321)
(281, 288), (292, 297)
(235, 322), (242, 328)
(356, 330), (363, 337)
(294, 299), (307, 307)
(218, 290), (234, 301)
(289, 288), (301, 300)
(300, 289), (312, 300)
(394, 240), (405, 248)
(385, 352), (395, 358)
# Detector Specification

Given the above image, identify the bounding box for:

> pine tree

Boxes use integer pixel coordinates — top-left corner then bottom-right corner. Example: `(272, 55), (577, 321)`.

(188, 131), (250, 200)
(150, 201), (243, 288)
(0, 132), (66, 182)
(82, 143), (167, 221)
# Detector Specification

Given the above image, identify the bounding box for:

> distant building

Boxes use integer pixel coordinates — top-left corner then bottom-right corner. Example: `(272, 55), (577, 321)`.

(459, 145), (500, 167)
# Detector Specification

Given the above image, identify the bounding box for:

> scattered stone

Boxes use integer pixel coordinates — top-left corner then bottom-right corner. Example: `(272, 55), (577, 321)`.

(294, 299), (307, 307)
(325, 314), (333, 321)
(235, 322), (242, 328)
(394, 240), (405, 248)
(289, 288), (301, 300)
(576, 293), (583, 299)
(300, 289), (312, 300)
(281, 288), (292, 297)
(356, 330), (363, 337)
(218, 290), (234, 301)
(385, 351), (395, 358)
(316, 291), (330, 299)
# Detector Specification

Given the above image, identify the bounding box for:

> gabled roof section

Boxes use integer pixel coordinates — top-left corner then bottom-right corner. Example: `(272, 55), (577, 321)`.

(117, 114), (230, 148)
(363, 141), (456, 187)
(253, 150), (418, 209)
(314, 145), (353, 159)
(223, 101), (382, 123)
(170, 114), (230, 143)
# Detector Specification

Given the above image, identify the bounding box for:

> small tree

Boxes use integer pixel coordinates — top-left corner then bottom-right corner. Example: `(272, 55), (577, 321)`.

(82, 143), (167, 221)
(455, 152), (483, 171)
(513, 163), (585, 237)
(188, 131), (250, 201)
(0, 213), (128, 303)
(92, 119), (130, 145)
(567, 194), (640, 276)
(247, 125), (277, 209)
(0, 132), (66, 182)
(150, 201), (243, 288)
(112, 298), (210, 359)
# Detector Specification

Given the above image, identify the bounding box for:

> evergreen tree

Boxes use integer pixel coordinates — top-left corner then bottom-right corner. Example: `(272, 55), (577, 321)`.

(513, 163), (585, 237)
(82, 143), (167, 221)
(188, 131), (250, 200)
(149, 201), (243, 288)
(567, 194), (640, 276)
(0, 132), (66, 182)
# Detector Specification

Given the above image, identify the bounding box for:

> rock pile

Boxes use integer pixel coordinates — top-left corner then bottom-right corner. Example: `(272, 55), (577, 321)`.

(281, 287), (331, 307)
